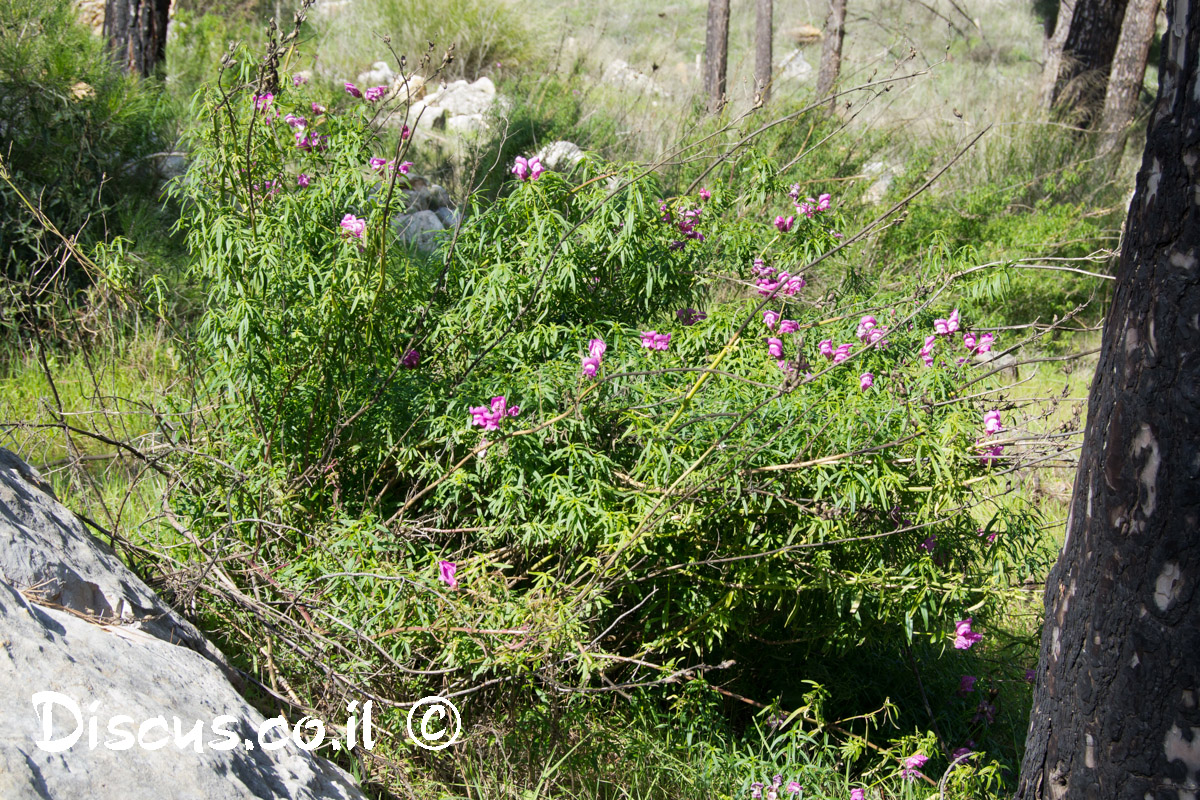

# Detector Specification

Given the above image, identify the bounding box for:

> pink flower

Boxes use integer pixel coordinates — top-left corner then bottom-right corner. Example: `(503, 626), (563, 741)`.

(947, 308), (961, 334)
(979, 442), (1005, 466)
(339, 213), (366, 239)
(677, 308), (706, 325)
(954, 618), (983, 650)
(959, 674), (977, 693)
(284, 113), (307, 128)
(850, 790), (865, 800)
(401, 348), (420, 368)
(397, 161), (413, 174)
(297, 173), (310, 187)
(364, 85), (388, 102)
(856, 315), (877, 341)
(819, 339), (834, 359)
(951, 746), (973, 762)
(788, 183), (801, 201)
(796, 201), (815, 217)
(777, 359), (794, 373)
(767, 337), (784, 358)
(292, 74), (308, 86)
(311, 102), (326, 115)
(588, 338), (607, 359)
(369, 157), (390, 172)
(976, 332), (994, 354)
(699, 188), (711, 200)
(763, 310), (780, 329)
(816, 193), (832, 211)
(963, 332), (977, 351)
(344, 81), (362, 98)
(859, 372), (873, 390)
(832, 343), (852, 364)
(921, 352), (935, 367)
(774, 215), (795, 232)
(582, 355), (600, 377)
(983, 410), (1003, 435)
(469, 396), (519, 430)
(253, 93), (274, 110)
(438, 560), (458, 590)
(934, 318), (949, 336)
(401, 123), (411, 140)
(867, 328), (887, 346)
(901, 752), (929, 781)
(786, 782), (802, 795)
(529, 156), (544, 180)
(752, 259), (774, 278)
(778, 319), (799, 334)
(512, 156), (529, 180)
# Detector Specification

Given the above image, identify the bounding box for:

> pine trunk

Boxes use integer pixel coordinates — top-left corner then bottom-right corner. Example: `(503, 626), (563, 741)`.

(704, 0), (731, 114)
(1040, 0), (1131, 119)
(1015, 0), (1200, 796)
(103, 0), (171, 77)
(754, 0), (773, 105)
(815, 0), (847, 106)
(1098, 0), (1160, 155)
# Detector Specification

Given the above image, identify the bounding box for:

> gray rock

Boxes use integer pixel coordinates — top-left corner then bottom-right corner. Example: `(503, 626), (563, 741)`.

(777, 50), (814, 82)
(535, 141), (584, 172)
(434, 206), (461, 229)
(445, 114), (487, 136)
(428, 77), (496, 117)
(0, 450), (368, 799)
(392, 210), (445, 252)
(0, 450), (231, 680)
(356, 61), (394, 88)
(862, 160), (897, 205)
(405, 184), (451, 213)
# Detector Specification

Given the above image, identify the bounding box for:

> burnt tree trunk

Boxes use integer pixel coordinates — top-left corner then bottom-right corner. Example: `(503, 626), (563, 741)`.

(1016, 0), (1200, 796)
(815, 0), (847, 107)
(1039, 0), (1130, 120)
(1098, 0), (1160, 155)
(103, 0), (171, 77)
(754, 0), (773, 105)
(704, 0), (731, 114)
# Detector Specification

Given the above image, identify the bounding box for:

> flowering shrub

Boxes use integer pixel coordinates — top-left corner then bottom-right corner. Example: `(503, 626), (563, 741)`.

(168, 43), (1053, 798)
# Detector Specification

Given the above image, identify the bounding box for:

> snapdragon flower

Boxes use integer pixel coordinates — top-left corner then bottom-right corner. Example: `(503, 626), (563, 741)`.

(778, 319), (799, 334)
(699, 188), (711, 200)
(774, 215), (795, 232)
(901, 753), (928, 781)
(984, 409), (1003, 434)
(512, 156), (544, 181)
(832, 343), (853, 364)
(640, 331), (671, 350)
(850, 790), (865, 800)
(253, 93), (274, 111)
(364, 85), (388, 102)
(786, 782), (802, 795)
(401, 349), (420, 368)
(340, 213), (367, 239)
(954, 618), (983, 649)
(856, 315), (877, 341)
(344, 81), (362, 98)
(438, 560), (458, 590)
(860, 372), (873, 390)
(819, 339), (834, 359)
(767, 337), (784, 358)
(297, 173), (310, 187)
(976, 332), (995, 354)
(292, 74), (307, 86)
(469, 395), (521, 430)
(959, 675), (977, 693)
(763, 310), (780, 329)
(581, 356), (601, 377)
(677, 308), (706, 325)
(284, 113), (307, 128)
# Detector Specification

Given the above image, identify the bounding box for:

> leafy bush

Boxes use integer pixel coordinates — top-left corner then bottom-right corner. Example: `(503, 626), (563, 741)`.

(163, 45), (1055, 798)
(0, 0), (170, 285)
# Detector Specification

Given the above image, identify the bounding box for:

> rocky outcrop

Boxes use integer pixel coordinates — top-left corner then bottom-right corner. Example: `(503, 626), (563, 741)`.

(0, 450), (368, 800)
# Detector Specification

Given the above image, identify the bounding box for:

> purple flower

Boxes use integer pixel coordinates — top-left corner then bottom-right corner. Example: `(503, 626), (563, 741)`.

(401, 123), (411, 140)
(751, 784), (763, 799)
(311, 102), (326, 115)
(438, 560), (458, 590)
(856, 315), (877, 341)
(979, 442), (1005, 466)
(947, 308), (961, 334)
(589, 338), (607, 359)
(512, 156), (544, 181)
(819, 339), (834, 359)
(284, 113), (307, 128)
(786, 782), (802, 795)
(920, 536), (936, 552)
(297, 173), (310, 187)
(959, 674), (977, 693)
(339, 213), (366, 239)
(817, 193), (832, 211)
(640, 331), (671, 351)
(951, 746), (973, 762)
(850, 790), (865, 800)
(983, 410), (1003, 435)
(774, 215), (795, 232)
(934, 318), (949, 336)
(832, 343), (852, 364)
(253, 93), (274, 111)
(954, 618), (983, 650)
(401, 348), (420, 368)
(778, 319), (799, 334)
(344, 81), (362, 98)
(763, 310), (780, 329)
(293, 74), (308, 86)
(582, 355), (601, 377)
(921, 352), (935, 367)
(699, 188), (711, 200)
(976, 332), (994, 354)
(767, 337), (784, 358)
(963, 332), (977, 352)
(1025, 668), (1036, 682)
(859, 372), (873, 390)
(369, 157), (390, 172)
(364, 85), (388, 102)
(901, 752), (929, 781)
(677, 308), (706, 325)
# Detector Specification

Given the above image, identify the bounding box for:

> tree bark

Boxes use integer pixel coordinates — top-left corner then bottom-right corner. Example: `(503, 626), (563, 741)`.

(1097, 0), (1160, 155)
(754, 0), (773, 105)
(815, 0), (847, 108)
(704, 0), (731, 114)
(1016, 0), (1200, 796)
(1039, 0), (1131, 120)
(103, 0), (172, 77)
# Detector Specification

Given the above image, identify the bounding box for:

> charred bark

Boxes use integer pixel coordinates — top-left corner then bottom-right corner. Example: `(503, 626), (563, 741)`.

(103, 0), (172, 77)
(1098, 0), (1160, 155)
(704, 0), (731, 114)
(754, 0), (773, 105)
(1016, 0), (1200, 796)
(815, 0), (847, 107)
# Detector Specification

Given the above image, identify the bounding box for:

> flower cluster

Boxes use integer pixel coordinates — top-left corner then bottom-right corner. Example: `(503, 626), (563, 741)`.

(368, 157), (413, 177)
(796, 192), (832, 218)
(677, 308), (706, 326)
(252, 93), (274, 112)
(401, 348), (420, 369)
(748, 774), (802, 798)
(818, 339), (854, 364)
(774, 214), (794, 233)
(640, 331), (671, 350)
(662, 203), (705, 249)
(469, 396), (521, 431)
(856, 314), (889, 347)
(582, 338), (606, 378)
(295, 130), (327, 152)
(979, 409), (1005, 464)
(753, 260), (805, 297)
(512, 156), (544, 181)
(901, 753), (928, 781)
(920, 309), (998, 367)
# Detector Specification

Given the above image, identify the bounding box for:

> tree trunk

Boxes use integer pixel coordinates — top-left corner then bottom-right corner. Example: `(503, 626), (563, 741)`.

(754, 0), (773, 105)
(1039, 0), (1131, 120)
(103, 0), (171, 77)
(704, 0), (731, 114)
(1097, 0), (1160, 155)
(815, 0), (848, 107)
(1016, 0), (1200, 796)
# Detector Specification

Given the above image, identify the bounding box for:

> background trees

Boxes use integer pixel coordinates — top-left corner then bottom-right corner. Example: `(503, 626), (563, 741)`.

(1017, 0), (1200, 794)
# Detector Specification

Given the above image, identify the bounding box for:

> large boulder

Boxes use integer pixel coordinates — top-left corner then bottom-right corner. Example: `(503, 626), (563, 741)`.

(392, 210), (445, 253)
(535, 141), (585, 172)
(0, 450), (369, 800)
(425, 77), (496, 117)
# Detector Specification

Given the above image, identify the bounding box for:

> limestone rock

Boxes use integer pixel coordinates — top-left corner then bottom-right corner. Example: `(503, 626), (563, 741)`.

(427, 77), (496, 117)
(433, 206), (461, 229)
(777, 50), (814, 82)
(535, 141), (585, 172)
(0, 449), (368, 799)
(356, 61), (394, 88)
(445, 113), (487, 136)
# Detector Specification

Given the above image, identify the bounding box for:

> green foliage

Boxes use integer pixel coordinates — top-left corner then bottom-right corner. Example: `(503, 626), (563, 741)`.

(0, 0), (171, 284)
